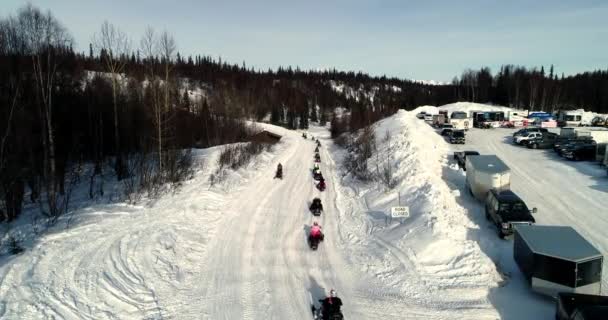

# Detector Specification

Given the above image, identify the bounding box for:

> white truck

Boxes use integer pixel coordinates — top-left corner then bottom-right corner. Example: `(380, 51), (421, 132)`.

(449, 111), (471, 130)
(465, 155), (511, 201)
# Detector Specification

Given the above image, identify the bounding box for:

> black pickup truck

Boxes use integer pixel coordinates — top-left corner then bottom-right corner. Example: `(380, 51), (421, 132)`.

(453, 151), (479, 170)
(449, 130), (465, 144)
(484, 189), (536, 238)
(556, 292), (608, 320)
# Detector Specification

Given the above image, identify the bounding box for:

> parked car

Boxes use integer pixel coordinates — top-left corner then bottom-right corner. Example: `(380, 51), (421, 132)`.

(526, 133), (558, 149)
(416, 111), (427, 119)
(449, 130), (465, 144)
(485, 189), (536, 238)
(563, 144), (597, 161)
(514, 132), (543, 145)
(556, 292), (608, 320)
(513, 127), (549, 137)
(440, 123), (455, 136)
(554, 136), (594, 153)
(453, 151), (479, 170)
(424, 114), (433, 122)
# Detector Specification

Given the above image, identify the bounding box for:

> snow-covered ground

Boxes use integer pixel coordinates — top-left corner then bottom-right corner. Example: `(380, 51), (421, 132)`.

(2, 102), (605, 319)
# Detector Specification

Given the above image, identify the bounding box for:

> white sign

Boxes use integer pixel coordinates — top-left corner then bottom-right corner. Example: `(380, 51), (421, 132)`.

(391, 206), (410, 218)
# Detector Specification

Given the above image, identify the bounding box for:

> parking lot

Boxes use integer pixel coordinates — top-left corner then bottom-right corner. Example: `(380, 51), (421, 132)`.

(448, 127), (608, 292)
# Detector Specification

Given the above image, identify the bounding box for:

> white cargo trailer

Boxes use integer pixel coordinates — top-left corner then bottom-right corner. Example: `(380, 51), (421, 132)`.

(465, 155), (511, 201)
(449, 111), (471, 130)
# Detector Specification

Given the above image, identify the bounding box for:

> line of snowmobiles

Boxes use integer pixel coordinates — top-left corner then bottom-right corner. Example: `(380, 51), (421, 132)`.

(276, 135), (344, 319)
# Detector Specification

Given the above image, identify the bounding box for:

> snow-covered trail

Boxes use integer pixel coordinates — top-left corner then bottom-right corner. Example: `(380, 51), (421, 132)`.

(197, 131), (358, 319)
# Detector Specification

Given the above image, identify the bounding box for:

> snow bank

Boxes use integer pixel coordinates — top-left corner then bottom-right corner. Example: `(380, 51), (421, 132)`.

(327, 110), (502, 317)
(0, 138), (282, 318)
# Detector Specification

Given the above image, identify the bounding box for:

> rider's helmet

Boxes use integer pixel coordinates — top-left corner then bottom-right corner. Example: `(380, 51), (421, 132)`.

(330, 289), (337, 298)
(313, 221), (318, 226)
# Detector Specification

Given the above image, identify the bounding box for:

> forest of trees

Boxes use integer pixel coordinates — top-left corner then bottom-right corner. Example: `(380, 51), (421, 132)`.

(452, 65), (608, 114)
(1, 4), (608, 224)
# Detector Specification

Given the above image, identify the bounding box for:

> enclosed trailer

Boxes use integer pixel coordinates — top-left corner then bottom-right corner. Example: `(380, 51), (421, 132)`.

(561, 127), (591, 138)
(556, 292), (608, 320)
(449, 111), (471, 130)
(514, 225), (603, 298)
(465, 155), (510, 201)
(432, 114), (446, 127)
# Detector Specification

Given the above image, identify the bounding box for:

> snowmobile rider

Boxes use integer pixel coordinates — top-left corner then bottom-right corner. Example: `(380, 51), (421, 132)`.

(275, 163), (283, 178)
(319, 289), (343, 319)
(310, 198), (323, 211)
(318, 176), (326, 189)
(309, 222), (323, 242)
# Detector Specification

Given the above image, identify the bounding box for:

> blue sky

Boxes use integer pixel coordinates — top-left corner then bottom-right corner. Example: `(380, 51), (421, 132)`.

(3, 0), (608, 81)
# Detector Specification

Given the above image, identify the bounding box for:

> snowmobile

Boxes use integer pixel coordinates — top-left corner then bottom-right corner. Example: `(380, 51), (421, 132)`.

(275, 164), (283, 179)
(308, 232), (324, 250)
(312, 301), (343, 320)
(317, 180), (326, 191)
(316, 140), (321, 147)
(313, 170), (323, 181)
(314, 146), (319, 153)
(303, 132), (308, 139)
(310, 198), (323, 216)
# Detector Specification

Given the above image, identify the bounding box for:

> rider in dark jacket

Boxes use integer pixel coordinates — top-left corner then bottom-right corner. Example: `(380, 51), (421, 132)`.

(319, 289), (342, 319)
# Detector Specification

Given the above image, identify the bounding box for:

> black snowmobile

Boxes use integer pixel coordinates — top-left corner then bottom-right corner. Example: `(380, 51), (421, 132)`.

(308, 231), (324, 250)
(313, 171), (323, 181)
(311, 300), (344, 320)
(314, 146), (319, 153)
(275, 164), (283, 179)
(309, 198), (323, 216)
(316, 140), (321, 147)
(317, 179), (326, 191)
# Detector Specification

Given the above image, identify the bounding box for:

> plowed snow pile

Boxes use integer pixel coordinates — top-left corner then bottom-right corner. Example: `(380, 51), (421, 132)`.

(325, 109), (504, 318)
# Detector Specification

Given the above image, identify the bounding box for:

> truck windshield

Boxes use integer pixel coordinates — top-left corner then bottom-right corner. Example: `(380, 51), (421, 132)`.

(498, 202), (530, 220)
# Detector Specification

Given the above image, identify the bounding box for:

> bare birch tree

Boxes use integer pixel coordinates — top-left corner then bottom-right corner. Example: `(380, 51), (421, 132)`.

(17, 4), (72, 218)
(93, 21), (131, 180)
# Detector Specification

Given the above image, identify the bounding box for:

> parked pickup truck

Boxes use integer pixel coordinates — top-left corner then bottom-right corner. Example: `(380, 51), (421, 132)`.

(449, 130), (465, 144)
(526, 133), (558, 149)
(563, 143), (598, 161)
(453, 151), (479, 170)
(440, 123), (455, 135)
(556, 292), (608, 320)
(485, 189), (536, 238)
(514, 132), (543, 145)
(513, 127), (549, 138)
(554, 136), (593, 154)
